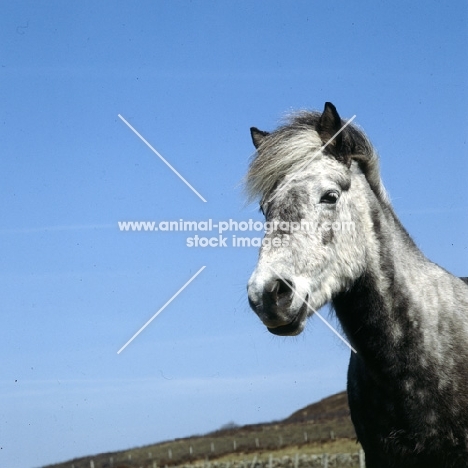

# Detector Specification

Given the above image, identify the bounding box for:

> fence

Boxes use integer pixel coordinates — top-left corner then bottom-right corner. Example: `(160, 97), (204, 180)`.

(80, 451), (366, 468)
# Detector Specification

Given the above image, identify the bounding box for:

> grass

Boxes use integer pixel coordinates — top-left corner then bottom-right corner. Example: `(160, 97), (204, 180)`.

(210, 439), (362, 463)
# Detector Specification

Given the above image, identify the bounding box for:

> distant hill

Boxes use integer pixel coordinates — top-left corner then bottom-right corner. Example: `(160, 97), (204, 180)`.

(283, 391), (350, 424)
(45, 390), (355, 468)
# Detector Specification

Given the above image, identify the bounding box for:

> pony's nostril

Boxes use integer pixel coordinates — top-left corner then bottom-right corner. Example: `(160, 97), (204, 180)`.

(268, 278), (293, 304)
(278, 278), (293, 295)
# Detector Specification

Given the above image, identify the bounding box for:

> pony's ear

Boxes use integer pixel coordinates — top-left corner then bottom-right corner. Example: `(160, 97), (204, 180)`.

(317, 102), (342, 147)
(250, 127), (269, 149)
(317, 102), (349, 164)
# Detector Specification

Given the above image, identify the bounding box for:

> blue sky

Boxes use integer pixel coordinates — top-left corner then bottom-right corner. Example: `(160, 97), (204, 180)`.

(1, 1), (467, 467)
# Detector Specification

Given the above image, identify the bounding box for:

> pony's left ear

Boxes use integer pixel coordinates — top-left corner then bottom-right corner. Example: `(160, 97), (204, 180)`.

(317, 102), (350, 165)
(250, 127), (269, 149)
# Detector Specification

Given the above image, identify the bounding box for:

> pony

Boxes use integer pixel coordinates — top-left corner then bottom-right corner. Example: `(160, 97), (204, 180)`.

(245, 102), (468, 468)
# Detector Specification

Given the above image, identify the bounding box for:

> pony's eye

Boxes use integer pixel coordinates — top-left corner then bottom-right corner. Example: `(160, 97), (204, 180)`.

(320, 190), (340, 204)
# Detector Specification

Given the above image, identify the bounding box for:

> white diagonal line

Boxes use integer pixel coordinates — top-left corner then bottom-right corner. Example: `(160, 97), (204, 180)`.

(117, 266), (206, 354)
(118, 114), (207, 203)
(268, 115), (356, 204)
(266, 265), (357, 354)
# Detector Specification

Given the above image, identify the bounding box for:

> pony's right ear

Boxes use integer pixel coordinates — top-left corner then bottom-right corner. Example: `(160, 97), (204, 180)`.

(317, 102), (351, 166)
(317, 102), (342, 148)
(250, 127), (269, 149)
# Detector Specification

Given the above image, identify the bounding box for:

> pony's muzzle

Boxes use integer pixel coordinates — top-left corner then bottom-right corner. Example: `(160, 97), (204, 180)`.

(247, 275), (308, 336)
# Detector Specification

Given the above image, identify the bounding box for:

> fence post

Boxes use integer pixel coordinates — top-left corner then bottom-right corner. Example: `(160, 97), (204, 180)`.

(168, 448), (172, 459)
(359, 449), (365, 468)
(303, 431), (308, 442)
(153, 462), (157, 468)
(255, 438), (260, 448)
(109, 457), (114, 467)
(250, 455), (257, 468)
(294, 452), (299, 468)
(268, 453), (273, 468)
(90, 461), (95, 468)
(211, 442), (215, 453)
(233, 440), (237, 450)
(322, 453), (328, 468)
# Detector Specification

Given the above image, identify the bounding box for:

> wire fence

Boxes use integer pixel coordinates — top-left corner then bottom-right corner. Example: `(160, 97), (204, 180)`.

(72, 450), (365, 468)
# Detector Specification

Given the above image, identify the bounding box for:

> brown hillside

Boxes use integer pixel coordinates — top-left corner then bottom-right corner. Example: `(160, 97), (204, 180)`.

(283, 390), (350, 424)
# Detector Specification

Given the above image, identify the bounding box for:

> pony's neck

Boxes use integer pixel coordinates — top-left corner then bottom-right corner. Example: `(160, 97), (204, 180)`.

(332, 196), (468, 438)
(333, 199), (438, 364)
